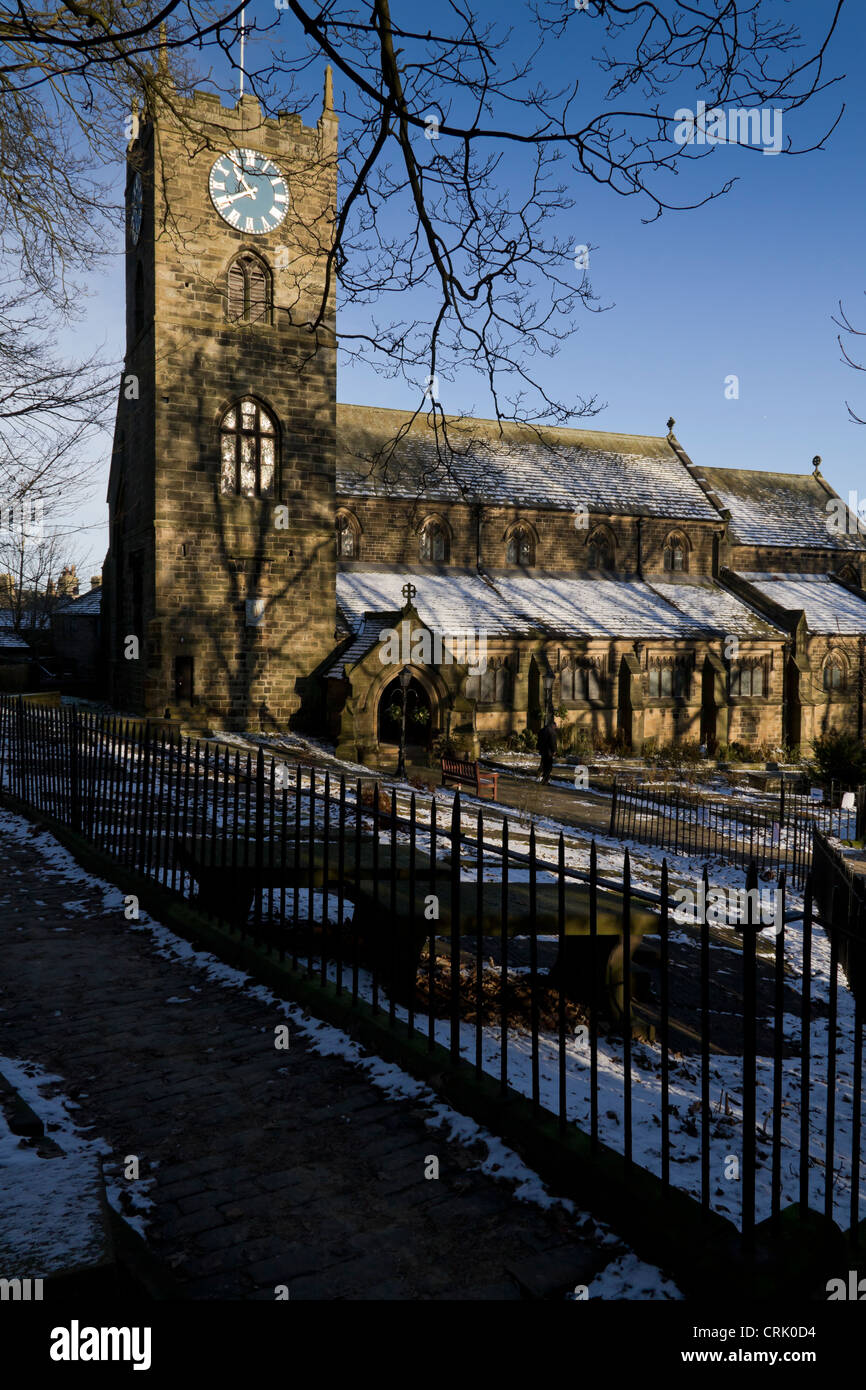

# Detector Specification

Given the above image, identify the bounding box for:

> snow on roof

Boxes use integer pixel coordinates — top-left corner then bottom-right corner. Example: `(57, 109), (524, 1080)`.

(337, 568), (521, 639)
(490, 571), (715, 638)
(701, 468), (866, 552)
(54, 587), (101, 616)
(336, 566), (731, 646)
(648, 579), (784, 639)
(739, 573), (866, 635)
(336, 405), (721, 522)
(0, 609), (48, 630)
(326, 620), (380, 679)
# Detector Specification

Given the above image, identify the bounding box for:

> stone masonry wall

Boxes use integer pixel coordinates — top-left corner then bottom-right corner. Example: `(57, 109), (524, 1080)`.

(108, 87), (338, 728)
(337, 496), (719, 575)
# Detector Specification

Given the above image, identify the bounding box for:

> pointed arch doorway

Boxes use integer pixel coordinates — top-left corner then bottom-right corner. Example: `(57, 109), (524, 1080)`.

(377, 674), (433, 754)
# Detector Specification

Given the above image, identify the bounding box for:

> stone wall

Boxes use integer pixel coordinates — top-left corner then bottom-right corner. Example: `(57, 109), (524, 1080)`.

(331, 626), (794, 760)
(337, 496), (719, 576)
(724, 544), (864, 582)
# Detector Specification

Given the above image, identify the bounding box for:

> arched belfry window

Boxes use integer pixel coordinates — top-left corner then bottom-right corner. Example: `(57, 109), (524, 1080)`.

(227, 253), (271, 324)
(220, 398), (277, 497)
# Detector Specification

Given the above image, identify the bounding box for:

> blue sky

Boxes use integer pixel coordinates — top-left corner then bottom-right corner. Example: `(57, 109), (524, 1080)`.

(66, 0), (866, 569)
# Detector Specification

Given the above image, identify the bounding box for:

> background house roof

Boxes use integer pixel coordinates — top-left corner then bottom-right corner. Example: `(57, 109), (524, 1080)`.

(53, 588), (102, 617)
(336, 404), (721, 522)
(701, 468), (866, 552)
(0, 609), (49, 631)
(739, 573), (866, 634)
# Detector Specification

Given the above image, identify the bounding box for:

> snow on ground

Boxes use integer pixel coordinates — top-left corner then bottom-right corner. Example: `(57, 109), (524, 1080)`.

(586, 1252), (683, 1301)
(0, 806), (681, 1299)
(0, 1050), (155, 1283)
(0, 1075), (109, 1279)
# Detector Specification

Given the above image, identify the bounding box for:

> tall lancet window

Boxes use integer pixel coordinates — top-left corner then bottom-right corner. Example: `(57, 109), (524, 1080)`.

(220, 398), (277, 497)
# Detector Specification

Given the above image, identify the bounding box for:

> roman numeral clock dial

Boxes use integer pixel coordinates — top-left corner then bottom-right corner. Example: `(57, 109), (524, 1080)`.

(208, 148), (289, 235)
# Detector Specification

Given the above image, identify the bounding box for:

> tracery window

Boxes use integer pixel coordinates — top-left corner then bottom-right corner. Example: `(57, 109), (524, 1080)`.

(219, 398), (277, 497)
(560, 660), (604, 702)
(663, 533), (689, 572)
(336, 511), (359, 558)
(506, 525), (535, 566)
(419, 520), (449, 562)
(466, 658), (512, 705)
(649, 659), (690, 699)
(823, 656), (847, 692)
(586, 527), (615, 570)
(730, 659), (768, 698)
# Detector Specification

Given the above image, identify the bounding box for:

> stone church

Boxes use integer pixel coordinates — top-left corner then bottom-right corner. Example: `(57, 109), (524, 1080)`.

(103, 75), (866, 762)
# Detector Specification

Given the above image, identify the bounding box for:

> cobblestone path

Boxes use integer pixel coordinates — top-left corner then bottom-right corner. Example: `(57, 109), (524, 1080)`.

(0, 809), (675, 1300)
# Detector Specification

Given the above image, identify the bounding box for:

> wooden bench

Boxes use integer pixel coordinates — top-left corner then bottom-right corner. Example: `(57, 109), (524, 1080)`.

(440, 757), (498, 801)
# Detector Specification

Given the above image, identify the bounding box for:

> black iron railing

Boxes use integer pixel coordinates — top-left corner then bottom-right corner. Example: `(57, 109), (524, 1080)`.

(1, 696), (864, 1251)
(609, 776), (863, 886)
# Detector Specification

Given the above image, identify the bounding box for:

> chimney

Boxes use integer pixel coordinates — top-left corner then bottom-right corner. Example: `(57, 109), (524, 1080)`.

(90, 575), (101, 590)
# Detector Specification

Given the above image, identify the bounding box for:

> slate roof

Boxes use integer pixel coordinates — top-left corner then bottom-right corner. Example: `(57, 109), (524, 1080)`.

(739, 573), (866, 635)
(331, 568), (761, 672)
(489, 572), (714, 639)
(54, 588), (102, 616)
(337, 568), (522, 643)
(701, 468), (866, 552)
(648, 579), (783, 639)
(336, 405), (721, 522)
(326, 619), (381, 679)
(0, 630), (30, 651)
(0, 609), (48, 631)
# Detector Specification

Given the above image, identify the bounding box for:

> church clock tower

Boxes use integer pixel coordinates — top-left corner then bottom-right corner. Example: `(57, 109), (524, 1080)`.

(105, 68), (338, 729)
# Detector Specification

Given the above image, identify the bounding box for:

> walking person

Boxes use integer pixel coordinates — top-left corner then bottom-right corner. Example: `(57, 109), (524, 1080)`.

(537, 716), (558, 785)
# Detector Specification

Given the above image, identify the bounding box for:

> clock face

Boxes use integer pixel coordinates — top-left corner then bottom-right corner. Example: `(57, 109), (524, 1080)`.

(209, 149), (289, 235)
(130, 171), (143, 245)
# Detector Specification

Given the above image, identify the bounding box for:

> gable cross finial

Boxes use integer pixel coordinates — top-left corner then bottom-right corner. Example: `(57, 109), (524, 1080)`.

(401, 581), (417, 608)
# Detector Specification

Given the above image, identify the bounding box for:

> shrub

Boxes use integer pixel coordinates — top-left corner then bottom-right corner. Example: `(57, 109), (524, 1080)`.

(678, 740), (706, 765)
(718, 741), (753, 764)
(428, 733), (457, 766)
(557, 722), (593, 761)
(811, 728), (866, 788)
(359, 784), (394, 823)
(505, 728), (538, 753)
